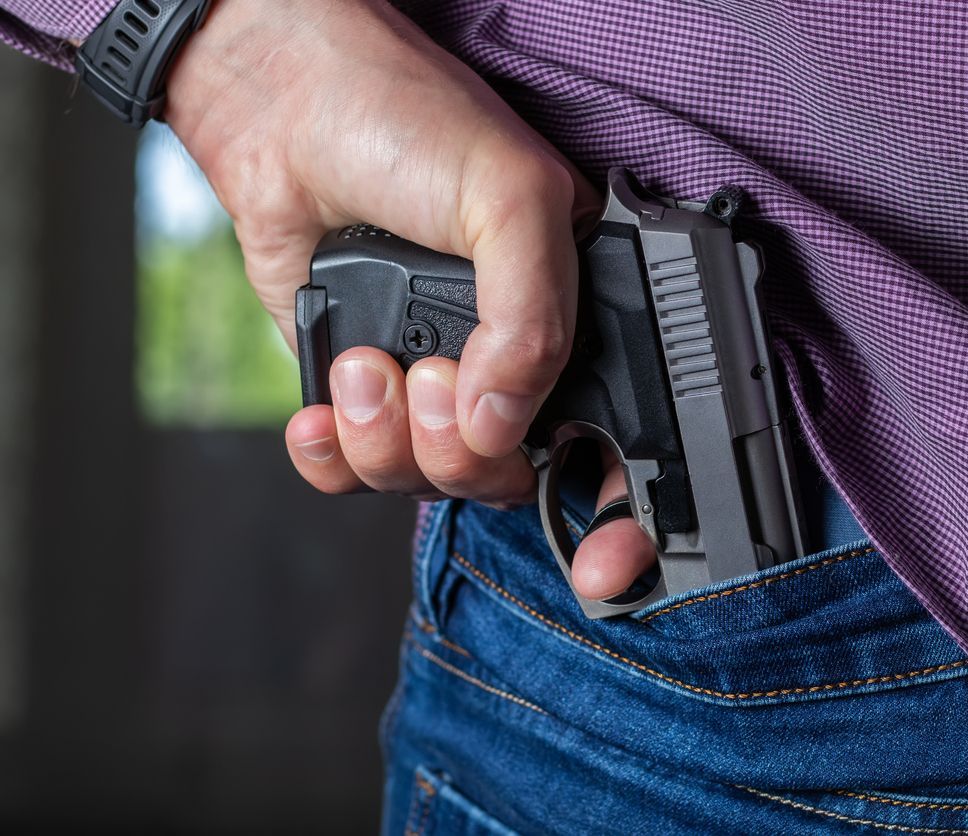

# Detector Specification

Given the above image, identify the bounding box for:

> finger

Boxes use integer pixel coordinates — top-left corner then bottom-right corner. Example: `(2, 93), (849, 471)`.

(285, 404), (369, 494)
(455, 155), (580, 458)
(571, 447), (657, 601)
(330, 347), (437, 496)
(407, 357), (536, 508)
(232, 196), (346, 353)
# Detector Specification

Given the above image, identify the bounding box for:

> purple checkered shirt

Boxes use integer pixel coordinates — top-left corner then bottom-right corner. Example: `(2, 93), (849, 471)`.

(5, 0), (968, 651)
(0, 0), (114, 68)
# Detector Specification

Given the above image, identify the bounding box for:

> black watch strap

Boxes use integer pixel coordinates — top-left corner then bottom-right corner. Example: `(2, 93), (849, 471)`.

(75, 0), (213, 128)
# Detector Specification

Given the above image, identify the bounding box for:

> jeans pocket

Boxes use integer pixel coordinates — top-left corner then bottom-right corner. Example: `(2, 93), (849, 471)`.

(622, 534), (968, 706)
(736, 785), (968, 834)
(444, 499), (967, 708)
(403, 765), (520, 836)
(411, 500), (461, 632)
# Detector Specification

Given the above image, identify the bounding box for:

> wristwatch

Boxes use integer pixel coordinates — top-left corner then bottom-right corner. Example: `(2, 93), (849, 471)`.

(75, 0), (214, 128)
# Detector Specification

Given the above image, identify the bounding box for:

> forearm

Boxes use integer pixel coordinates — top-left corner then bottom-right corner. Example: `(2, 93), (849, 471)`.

(0, 0), (116, 69)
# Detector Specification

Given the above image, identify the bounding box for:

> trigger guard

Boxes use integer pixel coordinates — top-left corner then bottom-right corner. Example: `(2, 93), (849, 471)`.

(528, 425), (671, 620)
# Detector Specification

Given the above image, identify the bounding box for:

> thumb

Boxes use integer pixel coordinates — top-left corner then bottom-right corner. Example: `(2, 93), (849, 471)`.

(455, 154), (595, 457)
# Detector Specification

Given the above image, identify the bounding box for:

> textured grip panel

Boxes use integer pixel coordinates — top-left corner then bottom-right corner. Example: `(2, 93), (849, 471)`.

(411, 277), (477, 311)
(408, 302), (477, 361)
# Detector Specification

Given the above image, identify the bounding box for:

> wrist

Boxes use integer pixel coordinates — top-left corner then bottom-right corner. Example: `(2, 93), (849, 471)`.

(165, 0), (244, 146)
(75, 0), (214, 127)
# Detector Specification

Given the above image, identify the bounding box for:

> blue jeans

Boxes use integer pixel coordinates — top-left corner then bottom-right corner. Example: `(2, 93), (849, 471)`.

(380, 491), (968, 834)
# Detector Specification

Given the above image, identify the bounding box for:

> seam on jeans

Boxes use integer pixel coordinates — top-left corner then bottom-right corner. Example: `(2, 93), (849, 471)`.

(416, 501), (453, 631)
(405, 770), (436, 836)
(736, 785), (968, 833)
(837, 791), (968, 812)
(415, 775), (437, 797)
(557, 506), (873, 624)
(417, 621), (471, 659)
(411, 511), (433, 623)
(403, 777), (422, 836)
(412, 506), (434, 577)
(452, 550), (968, 700)
(412, 640), (548, 715)
(417, 620), (472, 657)
(639, 546), (876, 623)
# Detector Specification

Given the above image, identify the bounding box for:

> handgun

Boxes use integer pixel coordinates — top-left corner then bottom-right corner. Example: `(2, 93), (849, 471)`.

(296, 167), (808, 618)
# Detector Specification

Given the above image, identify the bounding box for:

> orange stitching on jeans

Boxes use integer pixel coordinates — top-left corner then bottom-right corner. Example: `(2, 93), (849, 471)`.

(439, 636), (471, 657)
(403, 777), (423, 836)
(414, 642), (548, 715)
(404, 771), (435, 836)
(639, 546), (876, 623)
(451, 551), (968, 700)
(417, 621), (472, 657)
(561, 514), (874, 624)
(735, 785), (968, 833)
(836, 791), (968, 812)
(415, 775), (437, 797)
(413, 794), (432, 836)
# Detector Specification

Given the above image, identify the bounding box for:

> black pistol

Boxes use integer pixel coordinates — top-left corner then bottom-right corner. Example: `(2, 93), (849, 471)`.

(296, 167), (808, 618)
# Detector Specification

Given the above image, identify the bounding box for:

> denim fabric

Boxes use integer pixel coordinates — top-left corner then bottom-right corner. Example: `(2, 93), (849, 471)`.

(381, 496), (968, 835)
(818, 481), (867, 551)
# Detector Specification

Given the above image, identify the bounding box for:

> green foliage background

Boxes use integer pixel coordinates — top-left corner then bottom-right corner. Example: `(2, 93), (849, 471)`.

(135, 222), (300, 427)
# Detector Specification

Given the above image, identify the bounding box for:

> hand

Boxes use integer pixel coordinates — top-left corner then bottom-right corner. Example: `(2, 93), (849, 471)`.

(165, 0), (655, 601)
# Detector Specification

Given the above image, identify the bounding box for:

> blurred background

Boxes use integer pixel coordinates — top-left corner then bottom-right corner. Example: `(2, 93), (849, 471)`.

(0, 48), (414, 833)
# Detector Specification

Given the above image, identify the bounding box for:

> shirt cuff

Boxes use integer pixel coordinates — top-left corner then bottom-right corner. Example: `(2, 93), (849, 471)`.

(0, 0), (119, 71)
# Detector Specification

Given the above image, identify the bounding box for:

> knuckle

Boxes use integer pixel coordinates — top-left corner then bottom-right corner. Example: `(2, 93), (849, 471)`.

(468, 153), (574, 239)
(423, 458), (481, 497)
(533, 156), (576, 206)
(500, 323), (572, 376)
(507, 153), (574, 206)
(419, 453), (534, 506)
(351, 447), (406, 484)
(343, 441), (432, 496)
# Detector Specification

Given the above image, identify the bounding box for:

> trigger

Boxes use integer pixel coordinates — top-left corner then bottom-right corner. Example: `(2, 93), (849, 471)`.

(582, 498), (635, 540)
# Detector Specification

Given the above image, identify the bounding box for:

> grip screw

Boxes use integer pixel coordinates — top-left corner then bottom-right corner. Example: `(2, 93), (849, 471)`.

(703, 185), (744, 225)
(404, 324), (435, 356)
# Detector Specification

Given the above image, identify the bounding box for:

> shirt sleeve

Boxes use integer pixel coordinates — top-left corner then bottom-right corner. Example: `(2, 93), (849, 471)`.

(0, 0), (118, 70)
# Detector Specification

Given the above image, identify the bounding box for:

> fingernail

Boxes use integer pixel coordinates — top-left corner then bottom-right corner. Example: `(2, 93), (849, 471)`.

(410, 369), (456, 427)
(470, 392), (534, 455)
(333, 360), (388, 422)
(295, 437), (337, 462)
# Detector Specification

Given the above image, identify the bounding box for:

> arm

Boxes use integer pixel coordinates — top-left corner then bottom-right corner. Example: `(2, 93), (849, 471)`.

(6, 0), (656, 602)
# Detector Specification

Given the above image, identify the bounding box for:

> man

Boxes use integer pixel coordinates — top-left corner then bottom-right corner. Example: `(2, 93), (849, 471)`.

(4, 0), (967, 831)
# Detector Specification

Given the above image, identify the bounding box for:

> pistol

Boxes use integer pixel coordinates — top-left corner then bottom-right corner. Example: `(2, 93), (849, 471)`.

(296, 168), (808, 618)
